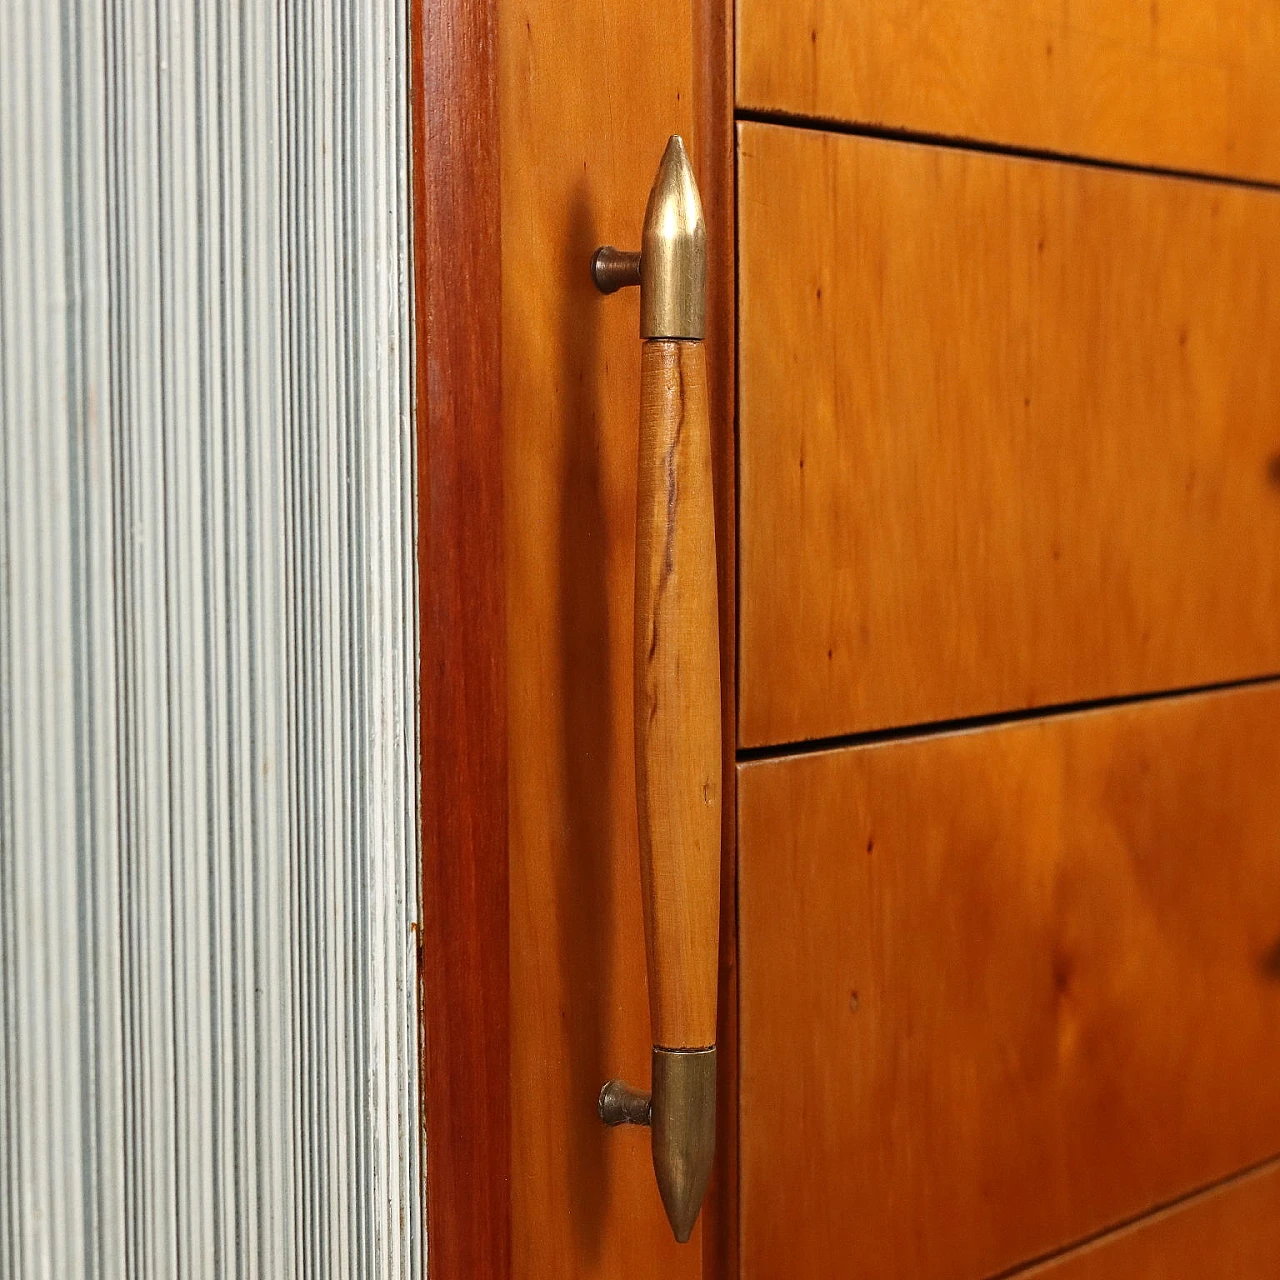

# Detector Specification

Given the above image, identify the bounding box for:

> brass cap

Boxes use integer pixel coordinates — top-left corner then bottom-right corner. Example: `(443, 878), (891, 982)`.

(650, 1046), (716, 1243)
(640, 136), (706, 340)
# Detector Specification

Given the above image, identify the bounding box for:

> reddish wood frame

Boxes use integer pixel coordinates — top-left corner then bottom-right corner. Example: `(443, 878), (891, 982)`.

(412, 0), (510, 1275)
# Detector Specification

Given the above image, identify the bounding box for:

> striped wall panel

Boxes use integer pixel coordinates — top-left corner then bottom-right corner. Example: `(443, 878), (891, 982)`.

(0, 2), (423, 1276)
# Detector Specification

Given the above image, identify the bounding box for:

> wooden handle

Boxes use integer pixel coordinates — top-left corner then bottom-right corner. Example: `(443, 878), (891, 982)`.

(634, 338), (721, 1052)
(593, 134), (719, 1243)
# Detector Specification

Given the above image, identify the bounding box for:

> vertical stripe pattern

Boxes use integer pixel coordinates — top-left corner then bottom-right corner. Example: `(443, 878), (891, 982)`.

(0, 1), (423, 1276)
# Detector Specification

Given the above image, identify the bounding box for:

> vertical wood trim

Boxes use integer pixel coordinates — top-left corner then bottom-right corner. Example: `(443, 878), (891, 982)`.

(411, 0), (510, 1274)
(693, 0), (738, 1272)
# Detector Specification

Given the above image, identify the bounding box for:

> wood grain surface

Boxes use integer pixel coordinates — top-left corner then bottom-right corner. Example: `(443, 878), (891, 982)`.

(738, 0), (1280, 183)
(739, 683), (1280, 1280)
(498, 0), (720, 1271)
(1019, 1160), (1280, 1278)
(739, 122), (1280, 747)
(635, 341), (721, 1051)
(691, 0), (739, 1269)
(412, 0), (509, 1274)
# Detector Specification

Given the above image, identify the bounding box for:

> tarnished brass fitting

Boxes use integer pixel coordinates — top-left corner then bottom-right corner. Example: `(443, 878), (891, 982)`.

(590, 135), (707, 341)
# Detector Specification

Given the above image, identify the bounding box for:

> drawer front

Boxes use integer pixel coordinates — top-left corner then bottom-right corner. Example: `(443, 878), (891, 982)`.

(739, 684), (1280, 1280)
(737, 0), (1280, 183)
(739, 122), (1280, 747)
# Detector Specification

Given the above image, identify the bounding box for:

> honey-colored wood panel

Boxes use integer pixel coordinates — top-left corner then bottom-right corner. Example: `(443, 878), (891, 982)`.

(499, 4), (696, 1275)
(1021, 1161), (1280, 1278)
(738, 0), (1280, 184)
(500, 0), (734, 1272)
(739, 684), (1280, 1280)
(739, 124), (1280, 747)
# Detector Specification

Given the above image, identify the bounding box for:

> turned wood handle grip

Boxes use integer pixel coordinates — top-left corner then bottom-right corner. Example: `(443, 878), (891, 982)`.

(593, 134), (720, 1244)
(634, 338), (721, 1052)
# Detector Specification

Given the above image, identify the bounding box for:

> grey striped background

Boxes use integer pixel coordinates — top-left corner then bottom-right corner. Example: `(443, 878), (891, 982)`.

(0, 1), (423, 1276)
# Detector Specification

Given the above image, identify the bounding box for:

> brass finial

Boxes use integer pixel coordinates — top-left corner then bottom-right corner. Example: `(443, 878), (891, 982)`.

(597, 1048), (717, 1244)
(590, 135), (707, 341)
(650, 1047), (716, 1243)
(640, 135), (706, 339)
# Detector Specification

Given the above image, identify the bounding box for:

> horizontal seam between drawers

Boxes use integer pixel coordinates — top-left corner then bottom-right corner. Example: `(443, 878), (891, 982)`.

(736, 670), (1280, 763)
(735, 107), (1280, 196)
(983, 1151), (1280, 1280)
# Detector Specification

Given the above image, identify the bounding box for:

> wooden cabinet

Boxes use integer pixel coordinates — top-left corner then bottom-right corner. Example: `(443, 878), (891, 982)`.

(493, 0), (1280, 1274)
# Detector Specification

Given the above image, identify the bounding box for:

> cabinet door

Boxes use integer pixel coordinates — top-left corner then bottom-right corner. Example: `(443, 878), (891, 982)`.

(500, 0), (736, 1273)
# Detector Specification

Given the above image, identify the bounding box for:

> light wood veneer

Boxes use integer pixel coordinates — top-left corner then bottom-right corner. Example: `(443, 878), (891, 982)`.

(740, 123), (1280, 746)
(740, 684), (1280, 1279)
